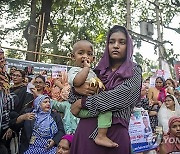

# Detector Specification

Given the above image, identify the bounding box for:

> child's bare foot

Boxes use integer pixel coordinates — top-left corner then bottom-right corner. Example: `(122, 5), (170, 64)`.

(94, 136), (119, 148)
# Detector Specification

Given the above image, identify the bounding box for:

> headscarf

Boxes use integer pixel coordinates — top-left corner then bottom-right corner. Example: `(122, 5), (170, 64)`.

(158, 95), (180, 133)
(61, 134), (74, 145)
(163, 116), (180, 153)
(94, 25), (135, 90)
(33, 95), (57, 137)
(44, 80), (52, 97)
(0, 49), (10, 94)
(155, 77), (166, 102)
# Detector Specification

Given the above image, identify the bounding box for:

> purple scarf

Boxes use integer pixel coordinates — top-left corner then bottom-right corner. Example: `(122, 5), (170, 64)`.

(94, 26), (135, 90)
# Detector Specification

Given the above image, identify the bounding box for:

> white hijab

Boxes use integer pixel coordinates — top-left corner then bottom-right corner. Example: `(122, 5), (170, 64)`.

(158, 95), (180, 133)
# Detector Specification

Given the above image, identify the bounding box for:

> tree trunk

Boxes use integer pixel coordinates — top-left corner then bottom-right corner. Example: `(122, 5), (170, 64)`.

(24, 0), (53, 62)
(24, 0), (37, 61)
(35, 0), (53, 61)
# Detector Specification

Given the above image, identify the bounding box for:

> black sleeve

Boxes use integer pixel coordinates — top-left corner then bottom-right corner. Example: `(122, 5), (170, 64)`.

(68, 88), (82, 104)
(52, 112), (65, 145)
(9, 108), (32, 132)
(84, 65), (142, 116)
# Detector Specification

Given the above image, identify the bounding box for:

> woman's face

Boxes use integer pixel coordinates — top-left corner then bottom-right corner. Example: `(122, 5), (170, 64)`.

(57, 72), (63, 81)
(141, 88), (147, 97)
(108, 31), (127, 61)
(165, 96), (175, 109)
(170, 121), (180, 138)
(24, 77), (29, 86)
(56, 139), (70, 154)
(10, 66), (17, 74)
(155, 78), (164, 89)
(165, 80), (173, 88)
(12, 71), (24, 85)
(34, 77), (45, 91)
(40, 98), (51, 112)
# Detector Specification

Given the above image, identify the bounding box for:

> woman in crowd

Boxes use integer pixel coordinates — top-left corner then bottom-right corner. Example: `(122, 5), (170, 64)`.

(51, 71), (70, 102)
(9, 66), (17, 81)
(158, 95), (180, 133)
(33, 75), (47, 96)
(0, 49), (19, 154)
(51, 99), (79, 135)
(136, 84), (158, 133)
(148, 77), (167, 106)
(165, 78), (176, 90)
(56, 134), (74, 154)
(13, 95), (65, 154)
(69, 25), (142, 153)
(174, 89), (180, 104)
(44, 80), (52, 97)
(10, 69), (34, 113)
(159, 116), (180, 153)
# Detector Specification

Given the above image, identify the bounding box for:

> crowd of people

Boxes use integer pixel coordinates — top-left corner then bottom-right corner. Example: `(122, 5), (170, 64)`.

(0, 25), (180, 154)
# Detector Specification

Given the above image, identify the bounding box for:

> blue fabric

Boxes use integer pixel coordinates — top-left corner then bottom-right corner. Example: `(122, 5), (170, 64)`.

(24, 95), (58, 154)
(24, 128), (57, 154)
(33, 95), (57, 137)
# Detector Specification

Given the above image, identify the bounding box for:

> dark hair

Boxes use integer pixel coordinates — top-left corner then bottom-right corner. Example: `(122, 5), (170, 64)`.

(165, 95), (175, 102)
(15, 69), (26, 79)
(27, 76), (33, 82)
(107, 25), (128, 62)
(35, 75), (45, 83)
(156, 76), (165, 87)
(108, 25), (127, 39)
(10, 66), (17, 70)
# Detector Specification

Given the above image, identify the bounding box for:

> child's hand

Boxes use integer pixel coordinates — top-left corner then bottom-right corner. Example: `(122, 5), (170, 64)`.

(83, 58), (91, 68)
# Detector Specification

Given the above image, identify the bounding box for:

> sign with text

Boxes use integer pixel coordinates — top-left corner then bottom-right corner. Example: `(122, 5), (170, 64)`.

(6, 58), (71, 75)
(129, 109), (159, 153)
(52, 65), (67, 78)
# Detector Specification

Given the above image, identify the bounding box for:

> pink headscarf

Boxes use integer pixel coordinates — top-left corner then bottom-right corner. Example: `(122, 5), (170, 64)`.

(164, 116), (180, 153)
(61, 134), (74, 145)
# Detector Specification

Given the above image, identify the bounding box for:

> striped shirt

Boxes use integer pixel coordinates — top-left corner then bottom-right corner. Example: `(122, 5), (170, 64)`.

(68, 65), (142, 122)
(0, 92), (17, 130)
(0, 91), (3, 133)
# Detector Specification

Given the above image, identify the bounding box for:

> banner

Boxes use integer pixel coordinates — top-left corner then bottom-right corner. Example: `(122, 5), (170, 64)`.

(161, 60), (172, 80)
(174, 61), (180, 81)
(6, 58), (71, 74)
(52, 65), (67, 78)
(129, 109), (159, 153)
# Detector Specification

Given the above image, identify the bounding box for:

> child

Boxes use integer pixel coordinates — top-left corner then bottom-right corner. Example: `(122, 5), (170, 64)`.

(68, 40), (118, 147)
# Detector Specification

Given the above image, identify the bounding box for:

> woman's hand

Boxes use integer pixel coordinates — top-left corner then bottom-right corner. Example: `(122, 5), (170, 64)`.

(149, 111), (158, 116)
(2, 128), (13, 140)
(23, 112), (35, 121)
(71, 99), (82, 117)
(166, 86), (174, 95)
(74, 82), (97, 96)
(157, 101), (162, 107)
(54, 79), (64, 89)
(30, 87), (39, 97)
(16, 112), (35, 124)
(46, 139), (55, 149)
